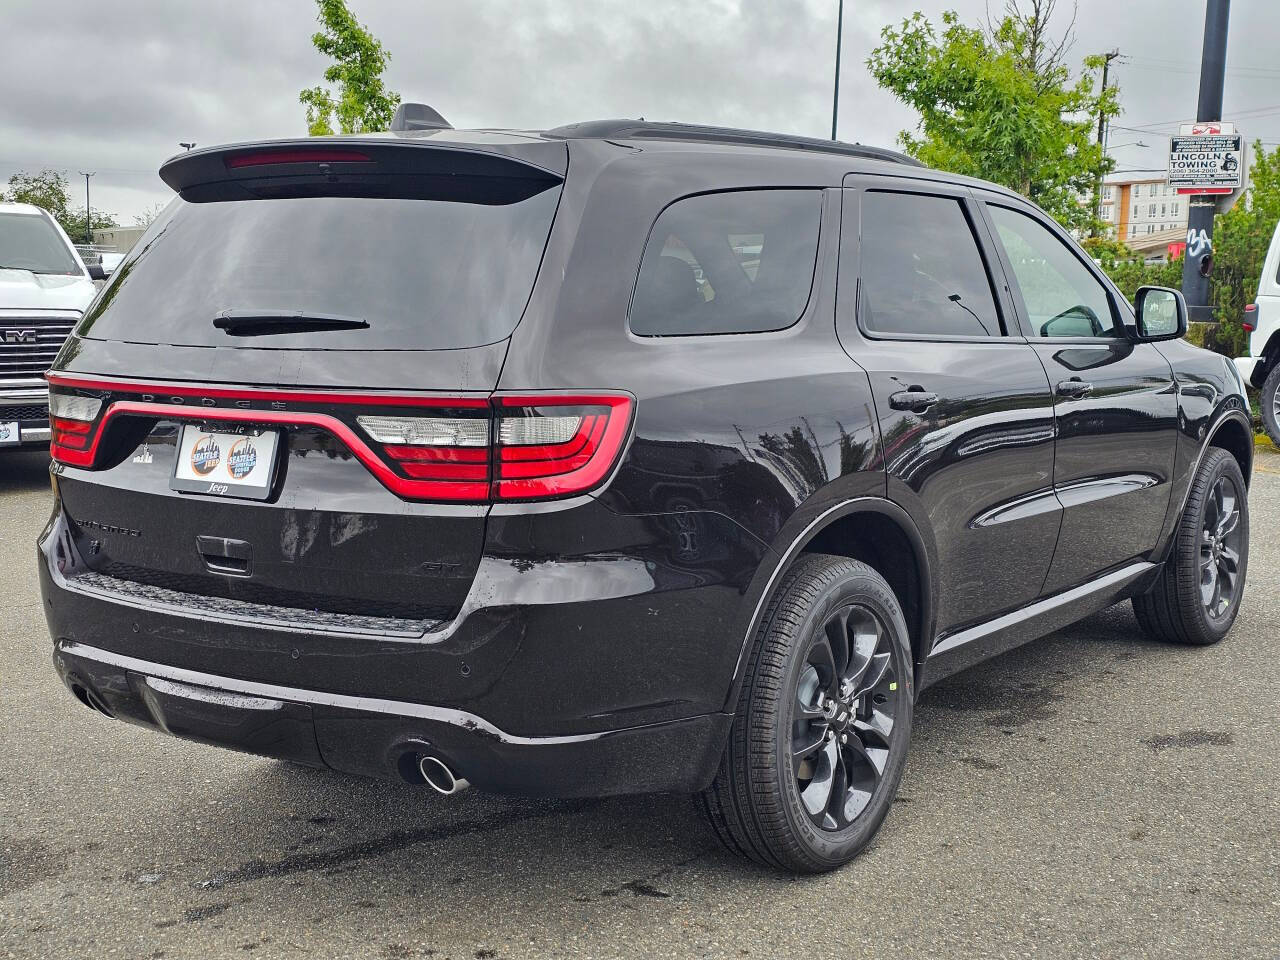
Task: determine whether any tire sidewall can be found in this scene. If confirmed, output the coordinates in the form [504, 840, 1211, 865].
[771, 566, 914, 867]
[1263, 365, 1280, 448]
[1182, 450, 1250, 641]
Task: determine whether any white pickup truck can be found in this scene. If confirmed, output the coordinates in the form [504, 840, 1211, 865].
[0, 202, 101, 450]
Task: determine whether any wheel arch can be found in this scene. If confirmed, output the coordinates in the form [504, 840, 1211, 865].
[725, 497, 937, 710]
[1206, 410, 1254, 488]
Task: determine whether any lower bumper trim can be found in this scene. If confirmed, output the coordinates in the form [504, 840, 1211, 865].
[52, 641, 731, 797]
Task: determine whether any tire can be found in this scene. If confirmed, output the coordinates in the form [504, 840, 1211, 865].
[1133, 448, 1249, 645]
[1261, 362, 1280, 449]
[699, 554, 914, 873]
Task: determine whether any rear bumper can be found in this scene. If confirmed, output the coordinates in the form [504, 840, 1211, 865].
[53, 639, 731, 796]
[0, 389, 50, 448]
[39, 490, 768, 795]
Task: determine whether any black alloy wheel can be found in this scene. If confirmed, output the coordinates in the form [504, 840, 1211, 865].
[1134, 447, 1249, 645]
[792, 603, 900, 831]
[701, 554, 913, 872]
[1199, 472, 1244, 620]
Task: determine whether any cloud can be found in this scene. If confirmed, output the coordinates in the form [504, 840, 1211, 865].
[2, 0, 1276, 223]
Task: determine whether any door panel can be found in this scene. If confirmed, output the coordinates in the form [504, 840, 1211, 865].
[838, 184, 1059, 637]
[868, 343, 1060, 632]
[980, 198, 1179, 591]
[1031, 341, 1177, 591]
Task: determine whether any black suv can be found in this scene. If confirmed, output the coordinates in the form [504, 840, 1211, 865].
[39, 114, 1253, 872]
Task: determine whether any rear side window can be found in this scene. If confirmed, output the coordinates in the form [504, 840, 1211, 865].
[629, 190, 822, 336]
[77, 184, 561, 350]
[858, 192, 1002, 338]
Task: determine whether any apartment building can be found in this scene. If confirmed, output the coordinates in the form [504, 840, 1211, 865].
[1100, 177, 1188, 241]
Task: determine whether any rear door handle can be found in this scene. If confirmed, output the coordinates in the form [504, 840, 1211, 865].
[889, 388, 939, 413]
[1056, 378, 1094, 398]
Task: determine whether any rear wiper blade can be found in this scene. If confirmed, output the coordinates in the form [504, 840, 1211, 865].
[212, 310, 369, 337]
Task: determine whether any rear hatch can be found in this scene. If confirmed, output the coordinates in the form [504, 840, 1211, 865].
[46, 136, 566, 627]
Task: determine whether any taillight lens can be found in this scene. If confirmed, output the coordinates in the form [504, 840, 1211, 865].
[49, 392, 103, 466]
[44, 376, 634, 503]
[494, 395, 633, 501]
[356, 413, 492, 499]
[1243, 303, 1257, 332]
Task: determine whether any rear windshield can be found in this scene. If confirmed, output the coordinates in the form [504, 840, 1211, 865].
[0, 211, 80, 275]
[78, 185, 561, 350]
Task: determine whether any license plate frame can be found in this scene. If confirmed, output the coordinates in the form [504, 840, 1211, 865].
[170, 423, 281, 501]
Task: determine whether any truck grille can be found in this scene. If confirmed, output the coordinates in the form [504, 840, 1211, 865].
[0, 403, 48, 423]
[0, 317, 76, 381]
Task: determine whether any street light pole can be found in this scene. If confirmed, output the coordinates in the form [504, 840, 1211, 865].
[1092, 49, 1121, 233]
[1181, 0, 1231, 322]
[79, 172, 95, 245]
[831, 0, 843, 141]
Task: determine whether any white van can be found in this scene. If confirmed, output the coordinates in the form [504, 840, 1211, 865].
[0, 202, 100, 449]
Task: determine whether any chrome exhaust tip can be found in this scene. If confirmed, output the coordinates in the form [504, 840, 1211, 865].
[418, 755, 469, 795]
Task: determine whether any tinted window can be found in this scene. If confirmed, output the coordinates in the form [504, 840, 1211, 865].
[78, 185, 561, 350]
[0, 212, 80, 275]
[629, 190, 821, 336]
[988, 205, 1119, 339]
[858, 192, 1002, 338]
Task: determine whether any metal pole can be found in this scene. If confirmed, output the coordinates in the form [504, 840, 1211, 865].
[1092, 50, 1119, 234]
[831, 0, 843, 141]
[79, 172, 95, 245]
[1181, 0, 1230, 322]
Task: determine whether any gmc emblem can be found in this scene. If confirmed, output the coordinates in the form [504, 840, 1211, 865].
[1, 329, 38, 344]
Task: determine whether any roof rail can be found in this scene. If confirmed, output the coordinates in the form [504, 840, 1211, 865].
[544, 119, 923, 167]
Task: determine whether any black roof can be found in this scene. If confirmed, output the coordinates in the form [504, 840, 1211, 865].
[544, 119, 923, 168]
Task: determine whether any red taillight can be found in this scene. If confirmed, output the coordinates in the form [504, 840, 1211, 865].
[494, 395, 633, 501]
[48, 392, 103, 467]
[44, 375, 634, 503]
[1243, 303, 1257, 332]
[225, 150, 372, 169]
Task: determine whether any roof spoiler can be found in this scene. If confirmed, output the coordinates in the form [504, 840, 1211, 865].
[158, 138, 565, 203]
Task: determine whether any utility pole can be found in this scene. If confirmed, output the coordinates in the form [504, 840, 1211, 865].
[79, 172, 95, 245]
[831, 0, 843, 141]
[1092, 50, 1121, 234]
[1181, 0, 1231, 322]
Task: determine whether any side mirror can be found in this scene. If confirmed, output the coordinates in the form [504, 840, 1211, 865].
[1133, 286, 1187, 342]
[87, 263, 106, 282]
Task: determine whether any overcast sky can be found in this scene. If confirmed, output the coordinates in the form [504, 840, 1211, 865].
[3, 0, 1279, 224]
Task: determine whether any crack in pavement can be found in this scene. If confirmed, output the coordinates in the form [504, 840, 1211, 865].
[197, 800, 599, 888]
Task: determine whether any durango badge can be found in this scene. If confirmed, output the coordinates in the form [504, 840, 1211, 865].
[226, 437, 258, 480]
[190, 435, 221, 476]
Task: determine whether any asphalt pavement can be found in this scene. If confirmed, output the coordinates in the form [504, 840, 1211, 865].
[2, 446, 1278, 960]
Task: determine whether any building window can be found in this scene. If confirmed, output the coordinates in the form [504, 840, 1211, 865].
[1102, 186, 1113, 200]
[1133, 205, 1139, 219]
[1172, 202, 1179, 216]
[1148, 203, 1156, 217]
[1161, 204, 1167, 216]
[1149, 184, 1158, 197]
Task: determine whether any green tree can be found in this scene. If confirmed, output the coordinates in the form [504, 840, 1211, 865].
[1210, 140, 1280, 355]
[61, 207, 119, 243]
[3, 169, 71, 224]
[298, 0, 399, 136]
[867, 1, 1118, 233]
[3, 169, 117, 241]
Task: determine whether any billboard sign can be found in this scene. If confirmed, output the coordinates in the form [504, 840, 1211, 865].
[1168, 122, 1243, 195]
